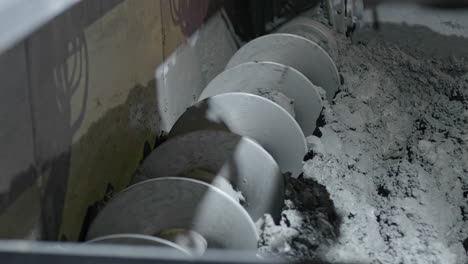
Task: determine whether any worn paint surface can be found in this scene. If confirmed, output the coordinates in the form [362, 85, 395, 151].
[0, 185, 41, 239]
[60, 82, 158, 241]
[0, 0, 222, 241]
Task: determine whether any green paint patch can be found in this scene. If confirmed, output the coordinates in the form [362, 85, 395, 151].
[0, 185, 41, 239]
[59, 81, 159, 241]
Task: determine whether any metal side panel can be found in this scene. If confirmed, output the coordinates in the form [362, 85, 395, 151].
[0, 43, 40, 239]
[0, 0, 81, 55]
[155, 11, 239, 133]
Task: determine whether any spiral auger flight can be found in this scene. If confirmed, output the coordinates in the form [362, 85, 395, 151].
[86, 17, 340, 257]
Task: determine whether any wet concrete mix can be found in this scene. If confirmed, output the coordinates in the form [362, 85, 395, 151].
[257, 23, 468, 264]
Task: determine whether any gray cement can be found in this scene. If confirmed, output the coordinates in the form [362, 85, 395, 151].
[255, 88, 296, 118]
[258, 23, 468, 264]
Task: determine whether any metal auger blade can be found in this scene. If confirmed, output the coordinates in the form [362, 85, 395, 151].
[134, 130, 284, 222]
[226, 33, 340, 102]
[86, 177, 258, 253]
[199, 61, 323, 136]
[276, 16, 339, 61]
[169, 93, 307, 178]
[86, 234, 192, 256]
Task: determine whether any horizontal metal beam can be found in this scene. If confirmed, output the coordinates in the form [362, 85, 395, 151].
[0, 240, 286, 264]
